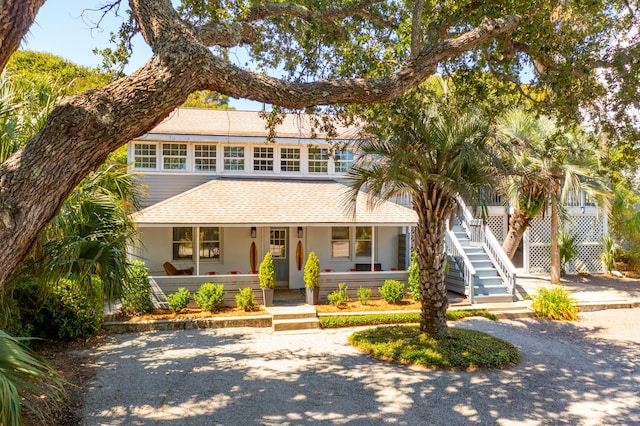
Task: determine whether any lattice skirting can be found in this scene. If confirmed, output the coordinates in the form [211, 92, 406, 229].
[528, 244, 603, 273]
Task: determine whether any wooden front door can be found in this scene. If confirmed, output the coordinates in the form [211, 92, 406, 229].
[270, 228, 289, 288]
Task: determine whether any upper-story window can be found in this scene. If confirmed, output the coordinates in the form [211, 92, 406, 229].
[309, 148, 329, 174]
[133, 143, 157, 169]
[195, 144, 217, 172]
[280, 147, 301, 172]
[224, 146, 244, 171]
[334, 149, 354, 173]
[253, 146, 274, 172]
[162, 143, 187, 170]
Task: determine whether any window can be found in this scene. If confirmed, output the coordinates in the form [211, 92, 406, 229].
[308, 148, 328, 173]
[331, 227, 350, 259]
[270, 229, 287, 258]
[334, 149, 354, 173]
[195, 144, 217, 172]
[253, 146, 274, 171]
[199, 227, 221, 260]
[173, 227, 193, 260]
[162, 143, 187, 170]
[224, 146, 245, 171]
[133, 143, 157, 169]
[280, 147, 301, 172]
[355, 226, 372, 257]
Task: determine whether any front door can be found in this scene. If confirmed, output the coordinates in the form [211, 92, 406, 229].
[270, 228, 289, 288]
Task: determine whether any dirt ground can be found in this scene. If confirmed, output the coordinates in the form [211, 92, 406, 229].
[28, 270, 639, 425]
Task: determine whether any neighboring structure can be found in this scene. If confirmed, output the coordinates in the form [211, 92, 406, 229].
[128, 108, 606, 305]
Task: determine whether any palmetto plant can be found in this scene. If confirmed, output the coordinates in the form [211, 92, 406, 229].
[348, 80, 502, 335]
[497, 109, 611, 283]
[0, 331, 66, 426]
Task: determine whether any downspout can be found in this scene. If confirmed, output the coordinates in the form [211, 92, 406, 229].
[371, 226, 375, 272]
[194, 226, 200, 275]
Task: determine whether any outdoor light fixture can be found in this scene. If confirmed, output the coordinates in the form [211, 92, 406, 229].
[251, 227, 257, 238]
[297, 227, 304, 238]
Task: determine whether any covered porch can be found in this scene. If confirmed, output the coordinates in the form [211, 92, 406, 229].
[132, 178, 417, 304]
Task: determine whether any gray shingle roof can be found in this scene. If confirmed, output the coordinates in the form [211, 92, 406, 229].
[132, 178, 417, 226]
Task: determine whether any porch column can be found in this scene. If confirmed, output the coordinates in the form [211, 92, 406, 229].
[371, 226, 375, 272]
[194, 226, 200, 275]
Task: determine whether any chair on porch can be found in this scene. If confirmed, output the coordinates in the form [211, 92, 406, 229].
[163, 262, 193, 276]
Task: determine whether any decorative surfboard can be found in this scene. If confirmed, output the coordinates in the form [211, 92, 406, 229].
[296, 241, 303, 271]
[250, 241, 257, 272]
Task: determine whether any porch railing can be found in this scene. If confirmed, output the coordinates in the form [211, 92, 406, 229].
[456, 196, 517, 299]
[445, 228, 476, 304]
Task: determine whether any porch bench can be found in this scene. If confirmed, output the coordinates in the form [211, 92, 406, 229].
[354, 263, 382, 271]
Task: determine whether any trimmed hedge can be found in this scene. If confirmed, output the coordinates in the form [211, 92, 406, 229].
[319, 309, 496, 328]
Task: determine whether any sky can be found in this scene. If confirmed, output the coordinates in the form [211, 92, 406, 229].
[25, 0, 263, 110]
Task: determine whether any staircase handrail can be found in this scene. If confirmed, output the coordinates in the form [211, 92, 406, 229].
[482, 226, 517, 297]
[455, 195, 517, 299]
[445, 227, 476, 304]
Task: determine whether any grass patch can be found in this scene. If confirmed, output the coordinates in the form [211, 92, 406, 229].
[530, 286, 579, 321]
[319, 309, 496, 329]
[349, 325, 520, 370]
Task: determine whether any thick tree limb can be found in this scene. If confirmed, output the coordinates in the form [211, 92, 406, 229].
[0, 0, 45, 71]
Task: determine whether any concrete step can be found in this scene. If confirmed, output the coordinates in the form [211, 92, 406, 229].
[265, 306, 316, 321]
[272, 317, 320, 332]
[473, 293, 514, 304]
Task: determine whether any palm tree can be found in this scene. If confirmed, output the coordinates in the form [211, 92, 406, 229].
[348, 84, 501, 335]
[497, 110, 610, 283]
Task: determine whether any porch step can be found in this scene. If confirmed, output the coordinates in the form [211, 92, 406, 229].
[266, 306, 319, 332]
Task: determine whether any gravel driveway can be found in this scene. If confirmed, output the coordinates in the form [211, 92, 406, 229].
[82, 308, 640, 425]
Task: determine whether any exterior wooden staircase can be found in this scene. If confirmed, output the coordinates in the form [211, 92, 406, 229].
[446, 224, 514, 304]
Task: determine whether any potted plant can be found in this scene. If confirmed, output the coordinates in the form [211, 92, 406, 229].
[259, 252, 276, 306]
[304, 251, 320, 305]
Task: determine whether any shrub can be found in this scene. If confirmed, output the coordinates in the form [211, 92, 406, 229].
[258, 252, 276, 289]
[304, 251, 320, 288]
[407, 251, 420, 301]
[46, 277, 103, 340]
[357, 286, 371, 306]
[165, 287, 191, 313]
[319, 309, 496, 329]
[558, 229, 578, 275]
[194, 283, 225, 312]
[530, 286, 579, 321]
[235, 287, 257, 311]
[601, 234, 618, 274]
[327, 283, 349, 307]
[379, 279, 405, 304]
[120, 260, 154, 315]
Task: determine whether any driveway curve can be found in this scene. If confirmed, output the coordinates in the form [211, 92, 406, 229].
[83, 308, 640, 425]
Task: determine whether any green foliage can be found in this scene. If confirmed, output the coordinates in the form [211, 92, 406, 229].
[303, 251, 320, 288]
[120, 261, 154, 315]
[349, 326, 520, 370]
[0, 330, 67, 426]
[558, 229, 578, 275]
[407, 251, 420, 301]
[182, 91, 231, 109]
[327, 283, 349, 307]
[258, 252, 276, 289]
[601, 234, 618, 274]
[193, 283, 225, 312]
[378, 280, 405, 304]
[319, 309, 496, 328]
[235, 287, 256, 312]
[530, 286, 579, 321]
[357, 286, 371, 306]
[165, 288, 191, 313]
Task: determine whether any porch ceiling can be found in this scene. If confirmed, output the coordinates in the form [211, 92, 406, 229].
[132, 178, 417, 226]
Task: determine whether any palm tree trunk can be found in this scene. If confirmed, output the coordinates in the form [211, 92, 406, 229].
[413, 195, 452, 336]
[502, 210, 533, 259]
[550, 196, 561, 284]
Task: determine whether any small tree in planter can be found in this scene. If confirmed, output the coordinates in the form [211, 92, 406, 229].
[259, 252, 276, 307]
[304, 251, 320, 305]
